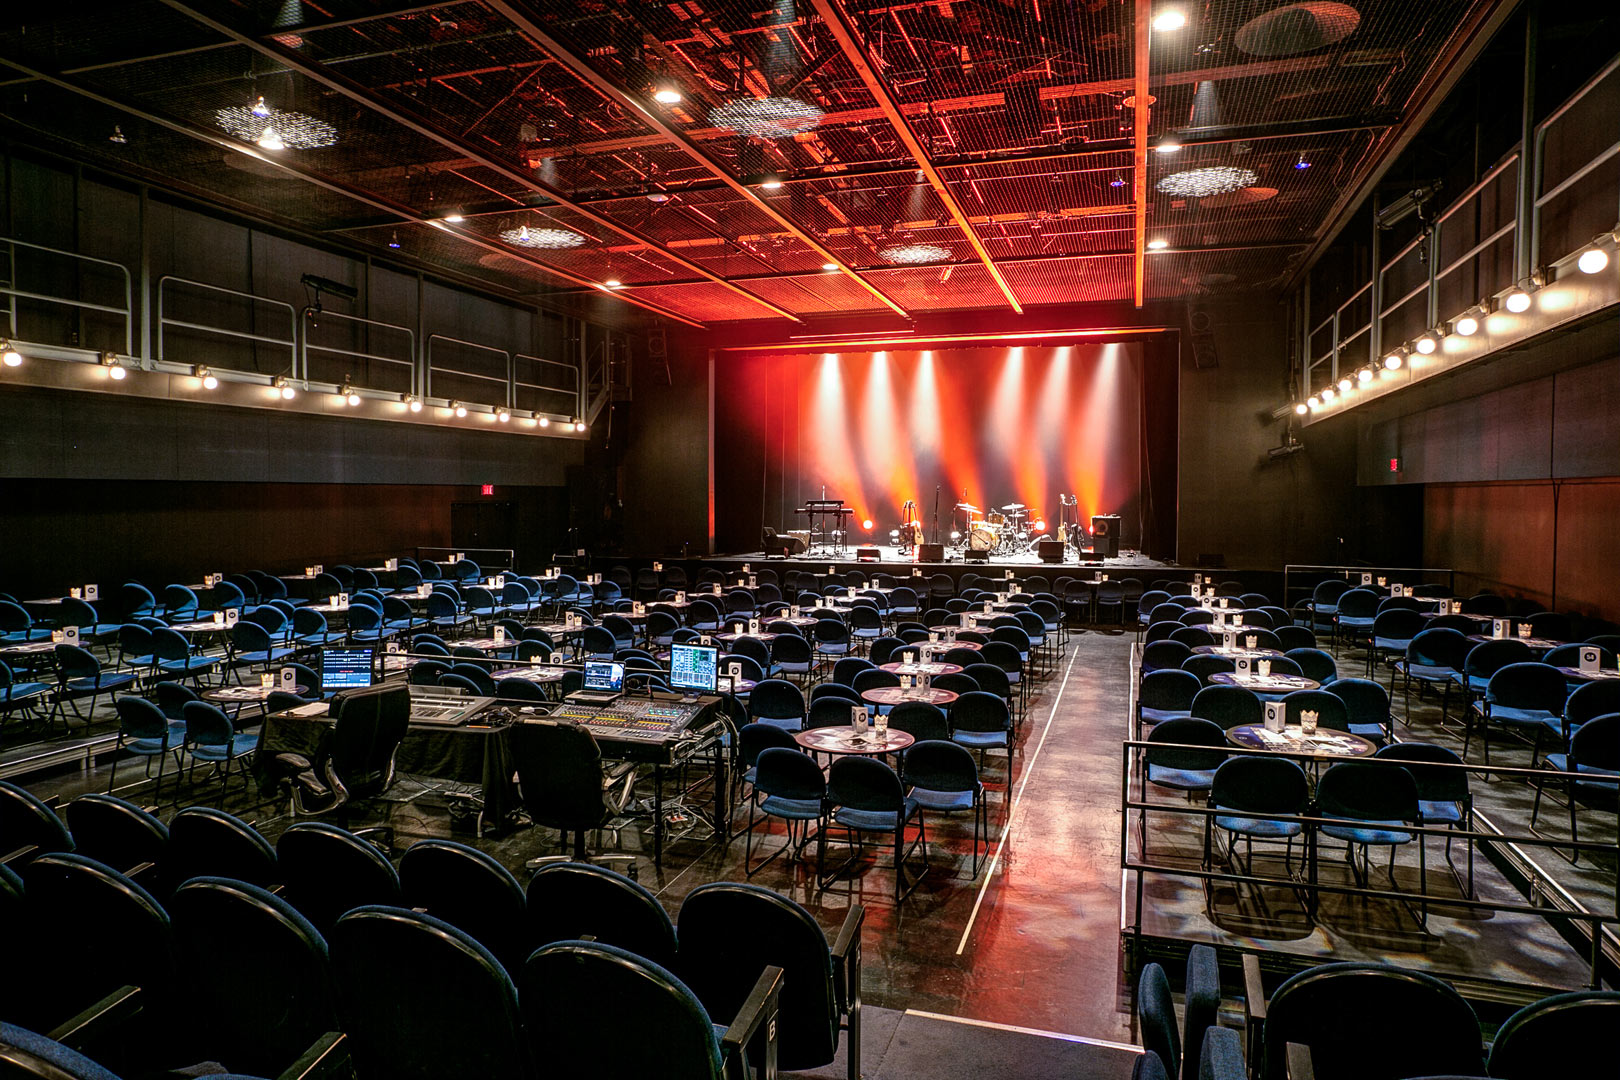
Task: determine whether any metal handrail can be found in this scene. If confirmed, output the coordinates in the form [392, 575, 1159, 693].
[299, 308, 416, 391]
[514, 351, 583, 417]
[0, 236, 133, 356]
[157, 276, 296, 370]
[1282, 563, 1457, 605]
[425, 333, 511, 405]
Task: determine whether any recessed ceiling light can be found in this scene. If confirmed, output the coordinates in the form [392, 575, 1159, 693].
[1152, 10, 1187, 32]
[652, 86, 683, 105]
[708, 96, 824, 139]
[821, 262, 839, 271]
[603, 278, 623, 289]
[880, 243, 951, 265]
[442, 211, 465, 223]
[1154, 137, 1181, 154]
[1156, 166, 1258, 198]
[500, 224, 586, 249]
[1147, 238, 1169, 250]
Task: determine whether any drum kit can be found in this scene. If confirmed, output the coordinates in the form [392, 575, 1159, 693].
[954, 501, 1043, 556]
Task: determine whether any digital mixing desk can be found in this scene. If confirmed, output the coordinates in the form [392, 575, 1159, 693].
[537, 693, 721, 764]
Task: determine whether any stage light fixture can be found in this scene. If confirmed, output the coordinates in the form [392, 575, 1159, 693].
[645, 192, 670, 203]
[102, 352, 126, 379]
[448, 400, 466, 418]
[1356, 366, 1374, 384]
[949, 530, 961, 541]
[1383, 351, 1403, 370]
[862, 519, 874, 531]
[539, 416, 550, 428]
[496, 407, 510, 423]
[1034, 519, 1046, 533]
[273, 375, 296, 399]
[1, 341, 21, 367]
[1505, 286, 1533, 312]
[1294, 402, 1309, 415]
[1146, 238, 1169, 250]
[1578, 246, 1610, 274]
[1154, 137, 1181, 154]
[1337, 376, 1352, 393]
[1414, 334, 1436, 355]
[575, 420, 587, 432]
[194, 365, 218, 389]
[603, 278, 624, 289]
[501, 224, 586, 249]
[1152, 9, 1187, 31]
[757, 174, 785, 191]
[442, 210, 465, 223]
[402, 393, 423, 413]
[1320, 387, 1335, 402]
[708, 96, 824, 139]
[1454, 313, 1478, 336]
[345, 385, 362, 406]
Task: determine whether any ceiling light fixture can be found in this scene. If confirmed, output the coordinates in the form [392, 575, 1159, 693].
[442, 210, 465, 224]
[539, 416, 550, 428]
[645, 192, 671, 203]
[1294, 402, 1308, 415]
[574, 420, 587, 432]
[273, 375, 296, 399]
[449, 400, 467, 418]
[708, 96, 824, 139]
[1110, 173, 1127, 188]
[1356, 366, 1374, 384]
[402, 393, 423, 413]
[1383, 351, 1403, 370]
[496, 407, 510, 423]
[820, 262, 839, 272]
[251, 95, 271, 118]
[1320, 387, 1335, 402]
[758, 174, 785, 191]
[652, 84, 683, 105]
[1505, 282, 1535, 312]
[1294, 153, 1311, 170]
[194, 365, 218, 389]
[1454, 313, 1479, 336]
[216, 104, 337, 150]
[880, 243, 952, 265]
[343, 384, 362, 406]
[1307, 397, 1321, 411]
[1154, 137, 1182, 154]
[1155, 166, 1258, 198]
[387, 231, 402, 249]
[1152, 10, 1187, 31]
[1, 341, 20, 367]
[1337, 376, 1352, 393]
[500, 224, 586, 249]
[109, 125, 128, 145]
[603, 278, 623, 289]
[1578, 245, 1610, 274]
[1146, 238, 1169, 250]
[1414, 334, 1437, 355]
[102, 352, 126, 380]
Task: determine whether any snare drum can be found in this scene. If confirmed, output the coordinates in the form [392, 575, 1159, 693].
[968, 523, 1000, 551]
[986, 510, 1006, 527]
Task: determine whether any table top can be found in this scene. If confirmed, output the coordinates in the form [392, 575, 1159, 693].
[205, 683, 309, 703]
[795, 726, 915, 756]
[304, 602, 353, 614]
[1191, 645, 1286, 660]
[716, 631, 777, 643]
[0, 640, 56, 656]
[922, 634, 983, 651]
[1209, 671, 1320, 693]
[859, 685, 960, 707]
[23, 597, 65, 606]
[279, 574, 318, 581]
[771, 616, 818, 626]
[531, 623, 583, 637]
[719, 677, 757, 695]
[169, 620, 231, 633]
[491, 666, 568, 684]
[1467, 634, 1562, 649]
[1225, 723, 1376, 758]
[457, 637, 518, 652]
[880, 661, 963, 677]
[1558, 666, 1620, 681]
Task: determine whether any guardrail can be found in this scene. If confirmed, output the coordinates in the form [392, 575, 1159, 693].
[157, 276, 297, 372]
[1282, 564, 1457, 609]
[1, 236, 134, 356]
[300, 308, 416, 393]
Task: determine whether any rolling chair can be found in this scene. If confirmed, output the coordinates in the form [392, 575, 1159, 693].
[507, 718, 637, 874]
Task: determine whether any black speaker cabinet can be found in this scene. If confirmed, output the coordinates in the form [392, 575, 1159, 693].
[855, 546, 881, 562]
[1037, 541, 1066, 564]
[964, 548, 990, 563]
[917, 543, 945, 563]
[1091, 515, 1121, 557]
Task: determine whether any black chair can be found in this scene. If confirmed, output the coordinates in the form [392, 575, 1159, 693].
[743, 747, 826, 877]
[525, 861, 677, 970]
[13, 853, 175, 1039]
[508, 718, 637, 872]
[168, 877, 344, 1079]
[399, 839, 528, 978]
[180, 702, 258, 805]
[888, 701, 949, 742]
[1484, 989, 1620, 1079]
[1531, 712, 1618, 863]
[0, 780, 75, 866]
[1206, 756, 1310, 880]
[522, 940, 778, 1080]
[677, 882, 863, 1080]
[747, 678, 807, 732]
[330, 905, 531, 1080]
[903, 740, 987, 872]
[160, 806, 278, 896]
[62, 795, 167, 875]
[1248, 959, 1482, 1080]
[1138, 670, 1200, 738]
[822, 756, 927, 901]
[275, 822, 402, 935]
[1375, 742, 1474, 897]
[269, 684, 410, 822]
[1136, 944, 1221, 1080]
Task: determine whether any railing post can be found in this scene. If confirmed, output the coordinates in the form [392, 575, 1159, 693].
[1369, 194, 1383, 361]
[1514, 1, 1540, 283]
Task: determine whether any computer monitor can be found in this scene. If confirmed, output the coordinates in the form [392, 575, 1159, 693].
[321, 647, 374, 692]
[668, 642, 718, 695]
[582, 660, 625, 693]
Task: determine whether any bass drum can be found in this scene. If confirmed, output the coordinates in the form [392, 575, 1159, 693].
[968, 523, 1000, 551]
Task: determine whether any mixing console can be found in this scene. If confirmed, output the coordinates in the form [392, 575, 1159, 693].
[550, 696, 711, 744]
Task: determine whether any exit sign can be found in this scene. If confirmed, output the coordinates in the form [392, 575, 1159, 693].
[481, 483, 494, 496]
[1388, 457, 1401, 473]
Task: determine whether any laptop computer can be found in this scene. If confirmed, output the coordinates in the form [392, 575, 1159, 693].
[567, 660, 626, 706]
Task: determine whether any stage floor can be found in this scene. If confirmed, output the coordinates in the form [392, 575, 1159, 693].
[713, 545, 1174, 572]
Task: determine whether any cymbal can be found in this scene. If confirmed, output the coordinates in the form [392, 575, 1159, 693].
[1001, 502, 1025, 511]
[954, 502, 979, 512]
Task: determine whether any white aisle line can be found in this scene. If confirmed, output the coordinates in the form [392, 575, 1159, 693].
[954, 648, 1079, 955]
[902, 1009, 1144, 1052]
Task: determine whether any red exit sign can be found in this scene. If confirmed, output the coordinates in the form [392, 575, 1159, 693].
[1388, 457, 1401, 473]
[481, 483, 494, 496]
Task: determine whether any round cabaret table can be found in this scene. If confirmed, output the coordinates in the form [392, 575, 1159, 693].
[1208, 671, 1320, 694]
[1224, 724, 1376, 759]
[879, 661, 964, 677]
[1191, 645, 1285, 660]
[203, 683, 309, 704]
[794, 726, 915, 757]
[859, 686, 960, 709]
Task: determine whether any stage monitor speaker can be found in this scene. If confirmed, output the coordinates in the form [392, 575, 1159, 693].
[964, 548, 990, 563]
[855, 546, 881, 562]
[1077, 550, 1103, 564]
[917, 543, 944, 563]
[1037, 541, 1065, 564]
[1091, 515, 1121, 557]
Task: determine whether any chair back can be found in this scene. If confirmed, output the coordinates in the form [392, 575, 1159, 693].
[1137, 962, 1181, 1080]
[1141, 669, 1201, 712]
[827, 756, 905, 815]
[1210, 756, 1309, 815]
[903, 739, 979, 795]
[324, 684, 412, 801]
[1142, 640, 1193, 674]
[1324, 678, 1391, 737]
[888, 701, 949, 741]
[63, 794, 168, 871]
[1190, 685, 1262, 728]
[1262, 962, 1482, 1080]
[332, 905, 530, 1080]
[1181, 654, 1235, 684]
[1282, 689, 1350, 732]
[1486, 662, 1570, 710]
[1284, 648, 1337, 684]
[1316, 762, 1419, 823]
[169, 877, 341, 1078]
[526, 862, 677, 969]
[399, 839, 527, 977]
[1570, 712, 1620, 771]
[1565, 679, 1620, 729]
[19, 853, 174, 1029]
[0, 779, 76, 861]
[508, 719, 613, 833]
[162, 807, 278, 894]
[1373, 742, 1470, 803]
[1170, 626, 1216, 649]
[677, 882, 840, 1071]
[1485, 989, 1620, 1080]
[806, 696, 854, 729]
[277, 822, 401, 933]
[949, 690, 1010, 735]
[747, 679, 806, 725]
[522, 941, 722, 1080]
[1144, 718, 1228, 773]
[1463, 638, 1534, 679]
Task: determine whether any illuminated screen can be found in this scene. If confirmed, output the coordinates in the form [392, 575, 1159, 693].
[724, 343, 1143, 544]
[669, 643, 719, 694]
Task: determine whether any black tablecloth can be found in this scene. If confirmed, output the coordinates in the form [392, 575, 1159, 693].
[255, 711, 521, 824]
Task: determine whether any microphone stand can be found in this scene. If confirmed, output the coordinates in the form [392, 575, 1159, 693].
[932, 485, 940, 546]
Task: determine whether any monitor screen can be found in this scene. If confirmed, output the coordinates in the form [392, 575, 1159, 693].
[668, 642, 718, 694]
[582, 660, 625, 693]
[322, 647, 374, 692]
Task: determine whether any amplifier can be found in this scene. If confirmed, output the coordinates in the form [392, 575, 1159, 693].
[916, 543, 944, 562]
[1091, 515, 1121, 557]
[964, 549, 990, 563]
[1036, 541, 1066, 564]
[855, 546, 881, 562]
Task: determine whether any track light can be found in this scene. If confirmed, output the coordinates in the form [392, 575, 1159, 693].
[1356, 367, 1374, 384]
[1383, 351, 1403, 370]
[1307, 396, 1321, 411]
[1505, 284, 1534, 313]
[2, 340, 23, 367]
[1293, 402, 1308, 415]
[402, 393, 422, 413]
[1320, 387, 1335, 402]
[346, 387, 362, 406]
[450, 401, 467, 418]
[194, 365, 218, 389]
[496, 407, 510, 423]
[539, 416, 550, 428]
[273, 375, 296, 399]
[102, 352, 126, 380]
[1414, 334, 1437, 355]
[574, 420, 587, 432]
[1454, 313, 1478, 336]
[1578, 246, 1610, 274]
[1337, 376, 1352, 393]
